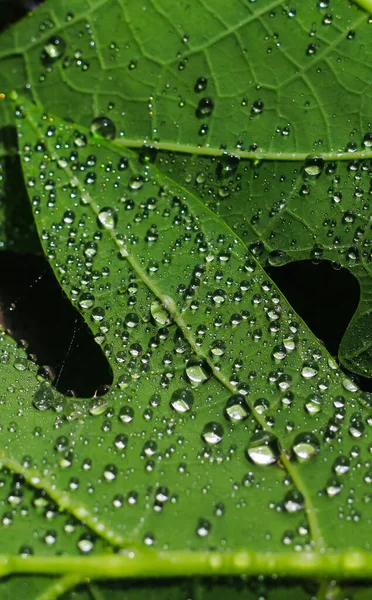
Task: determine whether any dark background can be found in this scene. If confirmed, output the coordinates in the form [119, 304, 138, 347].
[0, 0, 364, 396]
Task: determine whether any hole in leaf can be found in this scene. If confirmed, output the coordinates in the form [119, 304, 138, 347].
[266, 260, 358, 356]
[0, 251, 113, 397]
[266, 260, 372, 391]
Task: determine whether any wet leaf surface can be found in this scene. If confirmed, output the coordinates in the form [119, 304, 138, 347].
[0, 1, 371, 599]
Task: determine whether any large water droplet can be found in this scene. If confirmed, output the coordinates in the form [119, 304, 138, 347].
[97, 207, 118, 230]
[292, 432, 320, 460]
[283, 490, 304, 513]
[170, 388, 194, 413]
[91, 117, 116, 140]
[246, 432, 280, 465]
[43, 36, 66, 60]
[303, 155, 324, 179]
[33, 384, 55, 411]
[201, 422, 224, 444]
[185, 358, 212, 384]
[225, 394, 250, 422]
[196, 97, 214, 118]
[150, 301, 172, 326]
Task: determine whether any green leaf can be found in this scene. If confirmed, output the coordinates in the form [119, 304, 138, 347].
[1, 0, 372, 370]
[0, 93, 369, 598]
[0, 0, 372, 598]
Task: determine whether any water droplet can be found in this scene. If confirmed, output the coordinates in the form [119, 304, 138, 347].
[170, 389, 194, 413]
[33, 384, 55, 411]
[103, 464, 117, 481]
[118, 406, 134, 423]
[283, 490, 304, 513]
[210, 340, 226, 357]
[303, 155, 324, 179]
[333, 456, 350, 475]
[77, 536, 94, 553]
[304, 394, 322, 415]
[43, 36, 66, 60]
[246, 432, 280, 465]
[292, 432, 320, 460]
[91, 117, 116, 140]
[97, 207, 118, 230]
[201, 422, 224, 444]
[185, 358, 212, 384]
[362, 132, 372, 148]
[150, 301, 172, 326]
[300, 362, 319, 379]
[78, 293, 95, 309]
[194, 77, 208, 93]
[217, 153, 240, 178]
[225, 394, 250, 422]
[196, 98, 214, 118]
[325, 477, 342, 497]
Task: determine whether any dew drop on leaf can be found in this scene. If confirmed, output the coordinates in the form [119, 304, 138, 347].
[194, 76, 208, 93]
[225, 394, 250, 422]
[201, 422, 224, 444]
[303, 155, 324, 179]
[90, 116, 116, 140]
[283, 490, 305, 513]
[33, 383, 55, 411]
[43, 36, 66, 60]
[185, 358, 212, 384]
[150, 301, 172, 326]
[246, 432, 280, 465]
[196, 97, 214, 118]
[97, 207, 118, 230]
[292, 432, 320, 460]
[170, 389, 194, 413]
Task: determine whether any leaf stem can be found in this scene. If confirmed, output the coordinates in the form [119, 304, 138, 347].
[1, 550, 372, 580]
[112, 138, 372, 162]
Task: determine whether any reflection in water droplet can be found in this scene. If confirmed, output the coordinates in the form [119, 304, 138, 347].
[196, 97, 214, 118]
[150, 301, 172, 326]
[91, 117, 116, 140]
[300, 362, 319, 379]
[170, 388, 194, 413]
[325, 477, 342, 497]
[217, 153, 240, 179]
[33, 384, 55, 411]
[119, 406, 134, 423]
[185, 358, 212, 384]
[292, 432, 320, 460]
[43, 36, 66, 60]
[201, 422, 224, 444]
[304, 394, 322, 415]
[78, 293, 95, 309]
[97, 207, 118, 230]
[225, 394, 250, 422]
[303, 155, 324, 179]
[246, 432, 280, 465]
[283, 490, 304, 513]
[362, 132, 372, 148]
